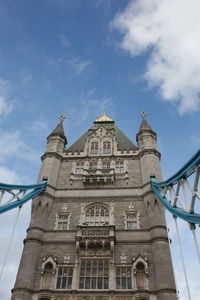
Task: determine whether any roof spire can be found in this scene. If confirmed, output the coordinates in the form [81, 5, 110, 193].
[138, 109, 153, 132]
[47, 114, 67, 145]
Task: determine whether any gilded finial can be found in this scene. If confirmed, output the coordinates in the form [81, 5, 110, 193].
[140, 110, 147, 120]
[59, 113, 66, 123]
[96, 110, 113, 122]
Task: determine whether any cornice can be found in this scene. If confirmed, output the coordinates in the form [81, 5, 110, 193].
[41, 152, 64, 161]
[40, 148, 160, 162]
[29, 288, 177, 295]
[27, 227, 45, 233]
[138, 148, 161, 159]
[23, 237, 43, 245]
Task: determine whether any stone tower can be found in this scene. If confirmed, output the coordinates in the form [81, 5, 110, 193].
[11, 111, 177, 300]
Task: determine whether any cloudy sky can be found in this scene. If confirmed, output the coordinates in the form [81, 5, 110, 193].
[0, 0, 200, 299]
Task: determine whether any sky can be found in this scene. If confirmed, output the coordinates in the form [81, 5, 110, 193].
[0, 0, 200, 299]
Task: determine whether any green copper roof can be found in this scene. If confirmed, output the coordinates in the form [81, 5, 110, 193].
[66, 124, 137, 153]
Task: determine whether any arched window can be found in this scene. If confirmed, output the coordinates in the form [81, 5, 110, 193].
[85, 205, 109, 226]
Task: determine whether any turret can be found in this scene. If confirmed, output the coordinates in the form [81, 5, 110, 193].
[137, 111, 161, 184]
[12, 117, 67, 300]
[136, 110, 157, 150]
[38, 114, 67, 186]
[45, 113, 67, 153]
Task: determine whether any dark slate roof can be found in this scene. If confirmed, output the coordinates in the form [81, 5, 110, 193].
[114, 125, 137, 151]
[66, 124, 137, 153]
[47, 122, 67, 144]
[67, 131, 88, 153]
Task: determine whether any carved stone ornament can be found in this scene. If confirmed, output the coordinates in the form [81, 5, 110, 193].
[132, 255, 148, 275]
[120, 251, 127, 264]
[64, 255, 70, 264]
[41, 256, 57, 275]
[62, 203, 68, 212]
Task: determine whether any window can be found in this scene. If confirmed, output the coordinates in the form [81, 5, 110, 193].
[103, 142, 111, 154]
[126, 213, 138, 229]
[57, 214, 69, 230]
[89, 162, 97, 170]
[90, 142, 98, 154]
[76, 163, 83, 174]
[116, 267, 132, 289]
[85, 205, 109, 226]
[102, 162, 110, 169]
[79, 260, 109, 289]
[115, 162, 124, 173]
[56, 267, 73, 289]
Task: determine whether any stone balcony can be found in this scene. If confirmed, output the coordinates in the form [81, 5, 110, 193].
[75, 226, 115, 258]
[82, 169, 115, 185]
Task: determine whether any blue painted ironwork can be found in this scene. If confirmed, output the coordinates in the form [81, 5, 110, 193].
[0, 180, 47, 214]
[151, 149, 200, 224]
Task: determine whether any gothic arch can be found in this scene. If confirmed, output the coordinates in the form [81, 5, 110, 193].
[41, 256, 57, 289]
[84, 203, 110, 226]
[133, 256, 149, 290]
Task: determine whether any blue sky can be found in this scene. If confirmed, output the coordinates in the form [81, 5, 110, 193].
[0, 0, 200, 299]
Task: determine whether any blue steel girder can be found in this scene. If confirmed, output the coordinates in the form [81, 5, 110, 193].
[151, 149, 200, 224]
[0, 181, 47, 214]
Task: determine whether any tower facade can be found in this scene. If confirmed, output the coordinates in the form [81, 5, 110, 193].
[12, 112, 177, 300]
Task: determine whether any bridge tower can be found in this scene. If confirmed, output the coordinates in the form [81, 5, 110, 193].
[11, 112, 177, 300]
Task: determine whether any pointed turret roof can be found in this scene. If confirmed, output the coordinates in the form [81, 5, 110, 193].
[47, 114, 67, 144]
[137, 110, 156, 135]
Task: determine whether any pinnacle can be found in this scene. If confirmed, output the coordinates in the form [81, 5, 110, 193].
[138, 110, 153, 132]
[47, 114, 67, 144]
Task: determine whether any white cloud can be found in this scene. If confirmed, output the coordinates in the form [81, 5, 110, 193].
[0, 130, 40, 164]
[166, 213, 200, 299]
[0, 78, 13, 115]
[47, 53, 92, 76]
[111, 0, 200, 114]
[19, 70, 32, 84]
[29, 119, 49, 134]
[66, 96, 114, 128]
[65, 56, 91, 75]
[0, 202, 31, 300]
[58, 32, 71, 48]
[0, 166, 19, 184]
[190, 133, 200, 147]
[0, 96, 10, 115]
